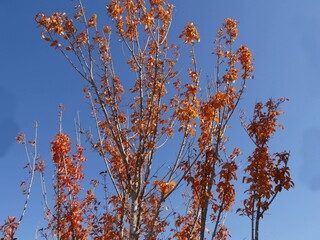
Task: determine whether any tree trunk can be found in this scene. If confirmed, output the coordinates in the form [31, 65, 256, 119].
[129, 191, 139, 240]
[255, 214, 260, 240]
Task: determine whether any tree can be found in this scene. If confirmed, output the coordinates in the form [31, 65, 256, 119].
[0, 0, 293, 239]
[238, 99, 294, 240]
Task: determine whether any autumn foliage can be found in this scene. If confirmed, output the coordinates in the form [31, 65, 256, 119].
[1, 0, 293, 240]
[238, 99, 294, 240]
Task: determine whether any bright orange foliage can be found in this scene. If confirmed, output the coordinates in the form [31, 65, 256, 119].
[238, 98, 294, 240]
[1, 1, 292, 240]
[40, 133, 90, 239]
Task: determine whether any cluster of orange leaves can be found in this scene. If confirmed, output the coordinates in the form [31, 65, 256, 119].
[154, 180, 176, 196]
[174, 18, 254, 240]
[42, 132, 127, 239]
[0, 216, 18, 240]
[44, 133, 90, 239]
[179, 22, 200, 45]
[107, 0, 173, 41]
[239, 98, 294, 218]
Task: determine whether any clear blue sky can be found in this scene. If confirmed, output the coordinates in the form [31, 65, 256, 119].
[1, 0, 320, 239]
